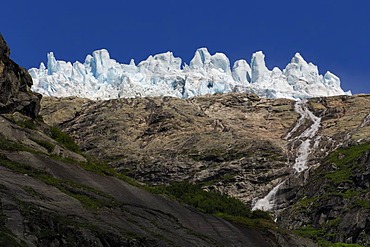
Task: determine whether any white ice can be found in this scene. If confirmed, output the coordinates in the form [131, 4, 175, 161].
[29, 48, 351, 100]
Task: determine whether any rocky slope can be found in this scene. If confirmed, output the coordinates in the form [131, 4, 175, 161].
[279, 143, 370, 246]
[2, 113, 317, 246]
[41, 94, 297, 204]
[41, 94, 370, 202]
[40, 93, 370, 246]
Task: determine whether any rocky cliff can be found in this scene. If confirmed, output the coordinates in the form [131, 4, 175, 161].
[41, 93, 370, 246]
[41, 94, 297, 205]
[0, 34, 41, 118]
[279, 143, 370, 246]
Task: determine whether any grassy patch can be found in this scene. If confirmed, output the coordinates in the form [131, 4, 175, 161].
[215, 213, 277, 230]
[328, 143, 370, 166]
[78, 158, 142, 188]
[292, 225, 364, 247]
[49, 126, 80, 153]
[342, 189, 361, 199]
[325, 169, 352, 183]
[320, 243, 364, 247]
[352, 199, 369, 209]
[293, 225, 325, 240]
[298, 197, 317, 208]
[330, 244, 363, 247]
[30, 138, 55, 153]
[325, 143, 370, 184]
[150, 182, 250, 217]
[17, 119, 37, 129]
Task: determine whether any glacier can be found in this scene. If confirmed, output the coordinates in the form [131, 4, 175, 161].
[29, 48, 351, 100]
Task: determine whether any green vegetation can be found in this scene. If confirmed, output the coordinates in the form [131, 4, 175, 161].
[320, 242, 364, 247]
[35, 115, 44, 123]
[150, 182, 272, 228]
[78, 158, 142, 187]
[30, 138, 55, 153]
[292, 142, 370, 247]
[17, 119, 37, 129]
[298, 197, 318, 208]
[293, 225, 325, 240]
[328, 244, 363, 247]
[353, 199, 370, 209]
[293, 226, 365, 247]
[49, 126, 80, 153]
[326, 143, 370, 183]
[328, 143, 370, 166]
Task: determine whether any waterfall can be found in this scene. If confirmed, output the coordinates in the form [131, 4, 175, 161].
[252, 100, 321, 211]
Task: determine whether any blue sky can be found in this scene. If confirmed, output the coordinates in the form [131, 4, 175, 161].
[2, 0, 370, 94]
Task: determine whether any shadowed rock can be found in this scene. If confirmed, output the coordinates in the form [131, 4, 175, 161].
[0, 34, 41, 118]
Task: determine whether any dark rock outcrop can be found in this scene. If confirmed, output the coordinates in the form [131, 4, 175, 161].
[279, 145, 370, 246]
[0, 34, 41, 118]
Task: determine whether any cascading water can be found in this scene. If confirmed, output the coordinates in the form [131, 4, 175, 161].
[290, 100, 321, 172]
[252, 181, 285, 211]
[252, 100, 321, 211]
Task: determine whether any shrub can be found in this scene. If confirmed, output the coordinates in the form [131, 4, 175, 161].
[154, 182, 272, 220]
[30, 138, 55, 153]
[49, 126, 80, 153]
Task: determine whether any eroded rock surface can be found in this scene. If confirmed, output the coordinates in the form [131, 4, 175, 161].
[41, 94, 298, 204]
[41, 94, 370, 209]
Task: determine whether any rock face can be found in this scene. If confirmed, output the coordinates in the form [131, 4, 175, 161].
[0, 113, 318, 246]
[41, 93, 370, 246]
[40, 94, 370, 204]
[278, 146, 370, 246]
[41, 94, 298, 204]
[0, 34, 41, 118]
